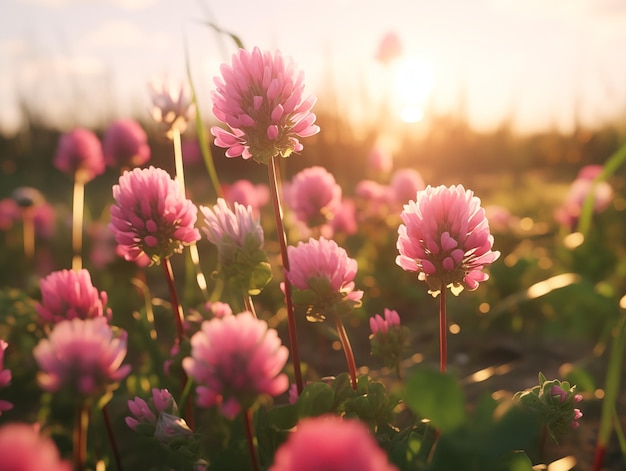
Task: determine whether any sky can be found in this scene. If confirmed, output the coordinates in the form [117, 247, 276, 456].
[1, 0, 626, 136]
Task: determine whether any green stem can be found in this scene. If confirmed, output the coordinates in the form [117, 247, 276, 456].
[334, 315, 357, 390]
[267, 156, 304, 394]
[593, 311, 626, 471]
[74, 401, 89, 471]
[439, 285, 447, 373]
[243, 409, 260, 471]
[243, 294, 257, 318]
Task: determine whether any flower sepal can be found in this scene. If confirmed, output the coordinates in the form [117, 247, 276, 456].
[291, 276, 362, 323]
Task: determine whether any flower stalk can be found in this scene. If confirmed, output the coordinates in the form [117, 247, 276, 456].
[74, 400, 90, 471]
[102, 404, 123, 471]
[244, 409, 260, 471]
[268, 156, 303, 394]
[334, 315, 357, 390]
[71, 177, 85, 271]
[439, 284, 447, 373]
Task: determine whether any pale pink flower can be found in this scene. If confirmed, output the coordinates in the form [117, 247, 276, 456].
[210, 47, 320, 164]
[375, 32, 403, 64]
[331, 198, 358, 236]
[32, 202, 56, 240]
[110, 166, 200, 264]
[33, 317, 131, 396]
[0, 423, 71, 471]
[54, 128, 105, 183]
[182, 312, 289, 419]
[577, 164, 603, 181]
[205, 301, 233, 318]
[355, 180, 391, 221]
[288, 166, 342, 230]
[148, 76, 196, 137]
[87, 221, 118, 269]
[0, 340, 12, 415]
[287, 237, 363, 321]
[103, 119, 151, 168]
[555, 174, 613, 232]
[223, 179, 270, 217]
[369, 308, 401, 335]
[368, 146, 393, 174]
[36, 268, 111, 324]
[181, 138, 203, 165]
[270, 415, 398, 471]
[396, 185, 500, 296]
[389, 168, 425, 207]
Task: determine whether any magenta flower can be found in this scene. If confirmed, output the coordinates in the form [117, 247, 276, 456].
[148, 76, 196, 137]
[182, 312, 289, 419]
[125, 388, 178, 432]
[396, 185, 500, 296]
[210, 47, 320, 164]
[0, 340, 12, 415]
[0, 423, 71, 471]
[36, 268, 111, 324]
[288, 166, 342, 229]
[270, 415, 398, 471]
[53, 128, 105, 183]
[201, 198, 271, 294]
[287, 237, 363, 321]
[32, 201, 56, 240]
[0, 198, 19, 231]
[103, 119, 151, 168]
[33, 317, 131, 397]
[369, 308, 401, 335]
[110, 166, 201, 264]
[223, 179, 270, 217]
[389, 168, 425, 207]
[554, 171, 613, 232]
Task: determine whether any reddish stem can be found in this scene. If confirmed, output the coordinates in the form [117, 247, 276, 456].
[592, 444, 606, 471]
[267, 157, 304, 394]
[335, 315, 358, 390]
[74, 401, 89, 471]
[243, 409, 260, 471]
[102, 405, 123, 471]
[439, 285, 447, 373]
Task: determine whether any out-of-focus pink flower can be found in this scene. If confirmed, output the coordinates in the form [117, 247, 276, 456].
[0, 423, 71, 471]
[103, 119, 151, 168]
[0, 340, 12, 415]
[148, 76, 195, 137]
[288, 166, 342, 230]
[110, 166, 200, 264]
[369, 308, 401, 335]
[210, 47, 320, 164]
[181, 139, 203, 165]
[0, 198, 19, 231]
[126, 388, 178, 431]
[572, 408, 583, 429]
[87, 221, 118, 269]
[368, 146, 393, 174]
[396, 185, 500, 296]
[182, 312, 289, 419]
[287, 237, 363, 321]
[355, 180, 391, 221]
[331, 198, 358, 236]
[375, 32, 402, 64]
[33, 317, 131, 396]
[270, 415, 398, 471]
[32, 202, 56, 240]
[389, 168, 425, 207]
[577, 164, 603, 181]
[223, 180, 270, 217]
[36, 268, 111, 324]
[555, 174, 613, 232]
[205, 301, 233, 318]
[484, 205, 518, 233]
[54, 128, 105, 183]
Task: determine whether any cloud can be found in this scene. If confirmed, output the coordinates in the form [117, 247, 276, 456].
[81, 19, 172, 50]
[17, 0, 157, 10]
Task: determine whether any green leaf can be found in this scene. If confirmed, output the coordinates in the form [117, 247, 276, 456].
[403, 367, 466, 432]
[297, 381, 335, 418]
[203, 22, 245, 50]
[267, 403, 299, 431]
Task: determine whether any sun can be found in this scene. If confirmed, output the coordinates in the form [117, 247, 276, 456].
[392, 58, 434, 123]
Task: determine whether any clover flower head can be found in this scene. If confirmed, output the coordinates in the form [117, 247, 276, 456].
[270, 415, 399, 471]
[125, 388, 179, 433]
[148, 76, 196, 137]
[103, 119, 151, 168]
[182, 312, 289, 419]
[54, 128, 105, 183]
[369, 308, 401, 335]
[0, 198, 19, 231]
[201, 198, 270, 294]
[36, 268, 111, 324]
[389, 168, 425, 207]
[223, 179, 270, 217]
[331, 198, 358, 236]
[110, 166, 201, 264]
[210, 47, 320, 164]
[368, 146, 393, 174]
[355, 180, 391, 221]
[396, 184, 500, 296]
[375, 31, 403, 64]
[288, 166, 342, 229]
[555, 171, 613, 232]
[0, 340, 12, 415]
[369, 309, 409, 369]
[0, 423, 71, 471]
[33, 317, 131, 397]
[287, 237, 363, 321]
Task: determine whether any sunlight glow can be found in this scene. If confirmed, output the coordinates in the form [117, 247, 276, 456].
[393, 58, 434, 123]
